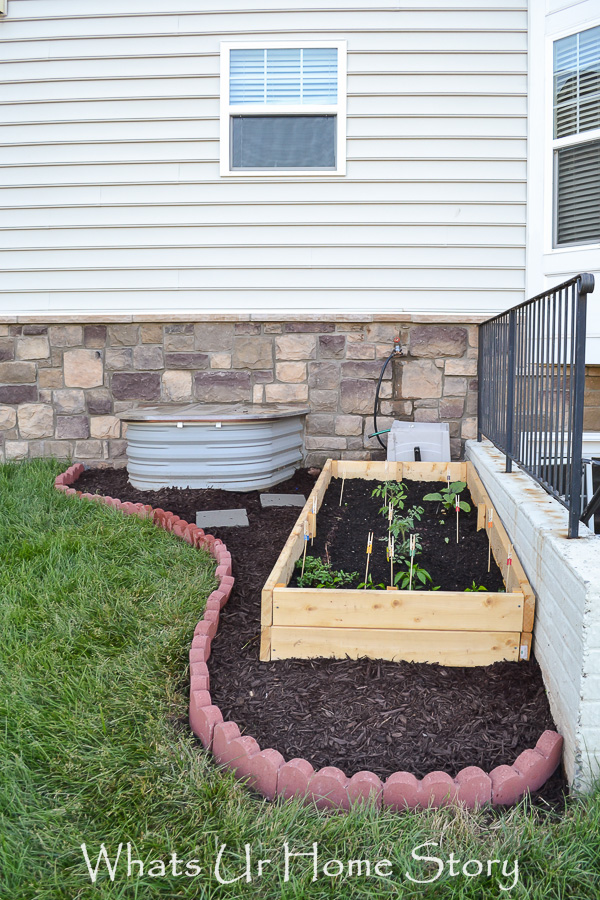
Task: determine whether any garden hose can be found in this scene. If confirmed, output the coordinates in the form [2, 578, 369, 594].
[373, 338, 403, 449]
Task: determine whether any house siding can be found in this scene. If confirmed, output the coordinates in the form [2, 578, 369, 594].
[527, 0, 600, 364]
[0, 0, 527, 318]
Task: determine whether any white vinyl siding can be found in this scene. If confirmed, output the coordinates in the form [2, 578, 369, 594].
[0, 0, 527, 317]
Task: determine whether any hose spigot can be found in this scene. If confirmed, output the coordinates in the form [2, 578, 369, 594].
[393, 336, 403, 356]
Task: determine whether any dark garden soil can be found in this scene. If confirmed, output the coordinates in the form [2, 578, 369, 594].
[76, 465, 567, 807]
[290, 477, 505, 591]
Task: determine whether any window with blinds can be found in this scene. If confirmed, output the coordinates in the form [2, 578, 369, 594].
[229, 48, 338, 106]
[553, 25, 600, 246]
[220, 42, 346, 175]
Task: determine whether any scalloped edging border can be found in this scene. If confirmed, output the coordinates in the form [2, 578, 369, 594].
[54, 463, 563, 810]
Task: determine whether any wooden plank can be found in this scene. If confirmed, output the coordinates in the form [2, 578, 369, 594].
[519, 631, 532, 661]
[263, 459, 332, 593]
[466, 461, 489, 508]
[477, 502, 486, 531]
[259, 458, 333, 660]
[330, 459, 402, 481]
[516, 570, 536, 633]
[270, 626, 520, 666]
[466, 461, 535, 630]
[312, 457, 334, 509]
[272, 587, 525, 632]
[401, 461, 466, 482]
[259, 626, 271, 662]
[489, 518, 522, 595]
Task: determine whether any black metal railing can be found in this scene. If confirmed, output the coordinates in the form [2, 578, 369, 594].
[477, 273, 595, 538]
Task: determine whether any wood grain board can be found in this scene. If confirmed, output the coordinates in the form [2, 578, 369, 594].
[272, 587, 525, 631]
[270, 626, 521, 666]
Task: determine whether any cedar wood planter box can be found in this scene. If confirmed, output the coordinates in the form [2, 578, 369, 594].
[260, 460, 535, 667]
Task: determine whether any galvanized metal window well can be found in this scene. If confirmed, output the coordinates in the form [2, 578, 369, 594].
[477, 273, 595, 538]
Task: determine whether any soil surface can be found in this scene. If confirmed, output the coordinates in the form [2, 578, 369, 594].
[77, 466, 566, 807]
[290, 477, 504, 591]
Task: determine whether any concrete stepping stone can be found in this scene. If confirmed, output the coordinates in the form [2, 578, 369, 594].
[196, 509, 249, 528]
[260, 493, 306, 508]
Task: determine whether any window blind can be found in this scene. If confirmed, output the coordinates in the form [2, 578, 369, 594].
[230, 48, 337, 105]
[556, 139, 600, 245]
[554, 25, 600, 139]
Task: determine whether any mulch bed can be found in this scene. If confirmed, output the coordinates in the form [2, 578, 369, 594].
[290, 477, 504, 591]
[76, 465, 567, 808]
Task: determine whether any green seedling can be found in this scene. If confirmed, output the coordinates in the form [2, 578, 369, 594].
[295, 555, 358, 589]
[465, 581, 488, 592]
[394, 565, 439, 590]
[423, 481, 471, 513]
[371, 480, 407, 515]
[356, 574, 387, 590]
[381, 506, 424, 566]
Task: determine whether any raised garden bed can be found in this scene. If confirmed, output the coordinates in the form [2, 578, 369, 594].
[262, 460, 535, 667]
[72, 464, 563, 807]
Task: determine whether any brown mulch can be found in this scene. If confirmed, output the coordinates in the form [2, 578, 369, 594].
[76, 465, 567, 808]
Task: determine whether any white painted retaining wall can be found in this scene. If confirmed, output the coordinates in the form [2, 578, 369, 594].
[467, 438, 600, 791]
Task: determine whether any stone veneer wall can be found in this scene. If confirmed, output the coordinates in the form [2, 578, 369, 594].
[584, 365, 600, 432]
[0, 319, 479, 467]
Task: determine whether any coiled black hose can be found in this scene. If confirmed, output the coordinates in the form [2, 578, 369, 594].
[373, 350, 397, 450]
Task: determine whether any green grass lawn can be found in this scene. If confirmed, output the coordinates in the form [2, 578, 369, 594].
[1, 458, 599, 899]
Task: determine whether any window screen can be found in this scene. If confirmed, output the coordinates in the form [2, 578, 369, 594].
[556, 139, 600, 245]
[231, 115, 336, 169]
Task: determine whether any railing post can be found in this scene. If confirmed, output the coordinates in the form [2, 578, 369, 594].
[567, 274, 593, 537]
[477, 324, 482, 441]
[505, 309, 517, 473]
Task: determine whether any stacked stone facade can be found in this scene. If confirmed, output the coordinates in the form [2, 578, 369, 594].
[0, 319, 479, 466]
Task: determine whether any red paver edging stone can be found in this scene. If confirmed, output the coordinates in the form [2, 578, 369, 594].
[54, 464, 564, 810]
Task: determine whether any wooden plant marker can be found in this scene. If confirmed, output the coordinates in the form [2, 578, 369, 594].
[363, 531, 374, 589]
[455, 493, 461, 544]
[308, 496, 317, 546]
[300, 519, 310, 578]
[487, 508, 493, 572]
[409, 534, 416, 590]
[339, 468, 346, 506]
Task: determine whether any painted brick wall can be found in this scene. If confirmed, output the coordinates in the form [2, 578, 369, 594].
[0, 317, 479, 465]
[466, 439, 600, 791]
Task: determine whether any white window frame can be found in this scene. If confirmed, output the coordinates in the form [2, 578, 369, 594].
[220, 40, 347, 177]
[545, 20, 600, 252]
[0, 1, 6, 17]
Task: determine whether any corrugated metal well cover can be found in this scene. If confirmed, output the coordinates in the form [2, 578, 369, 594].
[117, 403, 310, 492]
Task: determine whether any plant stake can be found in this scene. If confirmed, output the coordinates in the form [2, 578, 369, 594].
[363, 531, 374, 589]
[301, 519, 310, 578]
[487, 508, 493, 572]
[409, 534, 416, 590]
[339, 468, 346, 506]
[389, 534, 394, 587]
[455, 493, 461, 544]
[311, 496, 317, 546]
